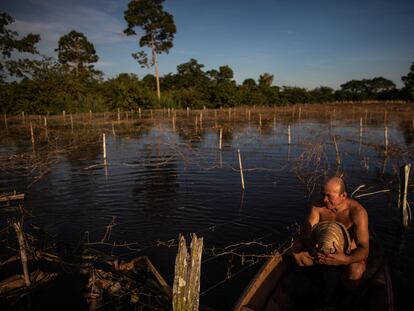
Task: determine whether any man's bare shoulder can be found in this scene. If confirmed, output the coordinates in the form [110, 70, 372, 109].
[347, 198, 368, 220]
[310, 199, 325, 209]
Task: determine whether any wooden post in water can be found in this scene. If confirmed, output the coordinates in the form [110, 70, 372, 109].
[238, 149, 245, 191]
[139, 108, 142, 119]
[187, 107, 190, 117]
[172, 234, 203, 311]
[63, 110, 66, 122]
[22, 111, 25, 124]
[172, 115, 176, 132]
[219, 128, 223, 150]
[195, 115, 198, 130]
[89, 110, 92, 121]
[333, 135, 341, 167]
[117, 108, 120, 123]
[111, 121, 116, 136]
[288, 125, 291, 145]
[70, 114, 74, 131]
[30, 122, 35, 151]
[102, 133, 107, 162]
[13, 221, 31, 287]
[168, 108, 171, 118]
[44, 116, 48, 139]
[259, 113, 262, 129]
[398, 164, 411, 228]
[384, 125, 388, 155]
[199, 112, 203, 129]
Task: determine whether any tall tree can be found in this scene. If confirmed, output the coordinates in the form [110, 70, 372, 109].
[259, 73, 274, 87]
[402, 62, 414, 98]
[0, 12, 40, 82]
[124, 0, 176, 100]
[176, 58, 208, 89]
[340, 79, 367, 93]
[55, 30, 98, 73]
[368, 77, 396, 93]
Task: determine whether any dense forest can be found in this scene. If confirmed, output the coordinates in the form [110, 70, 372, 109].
[1, 4, 414, 115]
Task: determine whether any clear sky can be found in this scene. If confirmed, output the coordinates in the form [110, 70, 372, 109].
[2, 0, 413, 89]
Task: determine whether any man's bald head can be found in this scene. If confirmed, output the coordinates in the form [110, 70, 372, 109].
[324, 176, 347, 195]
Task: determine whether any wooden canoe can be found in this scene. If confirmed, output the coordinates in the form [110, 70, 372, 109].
[233, 230, 393, 311]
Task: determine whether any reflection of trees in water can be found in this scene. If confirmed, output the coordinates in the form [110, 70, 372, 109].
[176, 126, 203, 149]
[398, 121, 414, 146]
[132, 155, 179, 217]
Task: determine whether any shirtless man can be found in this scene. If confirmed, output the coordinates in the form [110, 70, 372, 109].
[292, 176, 369, 287]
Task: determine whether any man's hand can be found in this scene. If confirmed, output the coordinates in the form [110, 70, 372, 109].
[316, 241, 350, 266]
[293, 250, 314, 266]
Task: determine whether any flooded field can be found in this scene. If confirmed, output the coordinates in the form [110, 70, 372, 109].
[1, 103, 414, 310]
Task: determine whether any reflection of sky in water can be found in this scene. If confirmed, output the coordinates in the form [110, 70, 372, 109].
[1, 106, 413, 310]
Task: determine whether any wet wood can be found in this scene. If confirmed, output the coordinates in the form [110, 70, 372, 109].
[238, 149, 245, 191]
[0, 193, 24, 203]
[173, 234, 203, 311]
[13, 221, 31, 287]
[399, 164, 411, 228]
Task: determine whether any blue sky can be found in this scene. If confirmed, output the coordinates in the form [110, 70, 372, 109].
[2, 0, 413, 89]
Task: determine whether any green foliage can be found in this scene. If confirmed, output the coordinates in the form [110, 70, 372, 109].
[102, 73, 155, 110]
[124, 0, 176, 56]
[176, 58, 209, 89]
[124, 0, 176, 98]
[258, 73, 274, 87]
[56, 30, 99, 71]
[0, 12, 40, 82]
[0, 8, 410, 115]
[402, 62, 414, 99]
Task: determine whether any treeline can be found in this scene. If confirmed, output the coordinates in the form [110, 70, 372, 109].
[1, 11, 414, 115]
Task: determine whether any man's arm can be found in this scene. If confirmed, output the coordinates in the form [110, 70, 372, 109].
[301, 205, 320, 252]
[317, 202, 369, 266]
[346, 203, 369, 264]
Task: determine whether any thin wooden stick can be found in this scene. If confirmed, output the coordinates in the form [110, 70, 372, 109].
[219, 128, 223, 150]
[384, 125, 388, 155]
[117, 108, 120, 122]
[288, 125, 291, 145]
[30, 122, 35, 151]
[70, 114, 74, 131]
[187, 107, 190, 117]
[44, 116, 48, 139]
[238, 149, 245, 191]
[399, 164, 411, 228]
[111, 121, 116, 136]
[12, 222, 31, 287]
[333, 135, 341, 166]
[102, 133, 107, 161]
